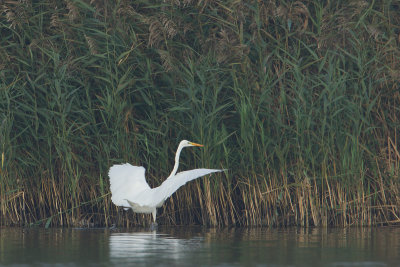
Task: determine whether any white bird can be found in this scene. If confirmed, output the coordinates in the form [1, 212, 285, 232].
[108, 140, 224, 227]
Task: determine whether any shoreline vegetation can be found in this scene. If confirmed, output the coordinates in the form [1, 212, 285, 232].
[1, 0, 399, 227]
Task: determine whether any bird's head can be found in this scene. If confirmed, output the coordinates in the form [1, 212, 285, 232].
[180, 140, 204, 148]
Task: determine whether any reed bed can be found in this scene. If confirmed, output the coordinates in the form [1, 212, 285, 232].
[1, 0, 399, 227]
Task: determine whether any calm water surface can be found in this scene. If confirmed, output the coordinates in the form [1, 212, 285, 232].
[1, 227, 399, 266]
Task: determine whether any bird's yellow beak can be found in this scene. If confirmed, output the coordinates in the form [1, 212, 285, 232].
[190, 142, 204, 147]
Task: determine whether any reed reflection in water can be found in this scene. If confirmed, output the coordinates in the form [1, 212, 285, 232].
[1, 227, 399, 266]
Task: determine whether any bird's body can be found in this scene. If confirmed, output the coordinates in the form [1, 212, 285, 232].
[108, 140, 224, 225]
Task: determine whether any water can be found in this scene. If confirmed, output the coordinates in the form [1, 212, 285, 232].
[1, 227, 399, 266]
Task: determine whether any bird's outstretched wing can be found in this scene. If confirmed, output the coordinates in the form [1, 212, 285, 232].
[109, 163, 151, 207]
[150, 168, 224, 207]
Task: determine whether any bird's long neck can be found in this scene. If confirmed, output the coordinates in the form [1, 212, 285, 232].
[168, 144, 184, 178]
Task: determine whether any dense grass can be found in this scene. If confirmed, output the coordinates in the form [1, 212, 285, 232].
[1, 0, 399, 227]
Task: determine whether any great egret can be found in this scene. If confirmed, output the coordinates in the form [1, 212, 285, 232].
[109, 140, 224, 228]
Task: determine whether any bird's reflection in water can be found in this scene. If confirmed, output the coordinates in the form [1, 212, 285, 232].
[109, 230, 204, 265]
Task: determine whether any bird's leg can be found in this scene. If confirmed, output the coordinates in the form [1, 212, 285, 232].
[150, 209, 158, 231]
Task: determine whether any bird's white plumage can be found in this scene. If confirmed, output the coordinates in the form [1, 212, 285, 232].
[108, 140, 225, 223]
[109, 164, 222, 209]
[109, 164, 150, 207]
[150, 168, 223, 207]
